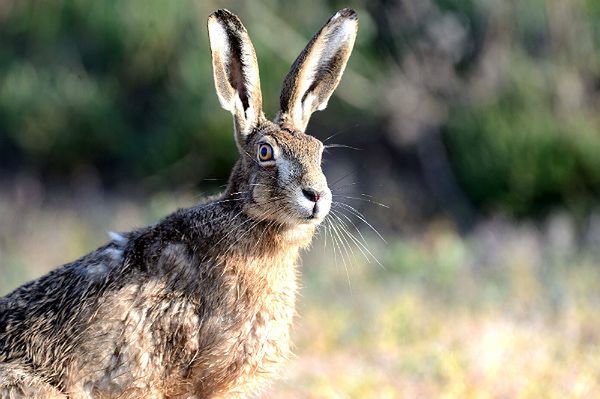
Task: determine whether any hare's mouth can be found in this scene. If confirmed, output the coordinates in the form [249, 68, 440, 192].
[306, 202, 328, 220]
[294, 191, 331, 223]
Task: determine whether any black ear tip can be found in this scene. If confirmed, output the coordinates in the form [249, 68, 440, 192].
[335, 8, 358, 21]
[209, 9, 244, 29]
[212, 9, 234, 18]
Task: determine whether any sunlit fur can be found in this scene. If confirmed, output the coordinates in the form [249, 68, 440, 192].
[230, 121, 331, 243]
[0, 8, 357, 399]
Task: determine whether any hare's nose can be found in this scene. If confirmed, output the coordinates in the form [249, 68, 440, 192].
[302, 188, 321, 203]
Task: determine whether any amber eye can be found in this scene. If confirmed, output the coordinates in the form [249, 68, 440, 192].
[257, 143, 274, 162]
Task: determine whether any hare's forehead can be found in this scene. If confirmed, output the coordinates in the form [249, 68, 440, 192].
[285, 137, 322, 159]
[268, 132, 323, 159]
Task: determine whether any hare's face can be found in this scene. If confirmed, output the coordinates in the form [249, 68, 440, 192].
[242, 123, 331, 225]
[208, 8, 356, 226]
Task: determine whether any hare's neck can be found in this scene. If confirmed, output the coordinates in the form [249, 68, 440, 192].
[223, 160, 246, 198]
[217, 204, 315, 256]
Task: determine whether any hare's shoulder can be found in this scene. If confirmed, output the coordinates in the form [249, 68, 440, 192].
[0, 200, 228, 313]
[0, 200, 231, 323]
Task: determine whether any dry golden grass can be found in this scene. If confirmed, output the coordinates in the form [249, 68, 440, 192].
[1, 187, 599, 398]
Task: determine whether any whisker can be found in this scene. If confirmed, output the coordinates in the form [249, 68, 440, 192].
[329, 182, 359, 194]
[328, 216, 353, 292]
[331, 209, 383, 268]
[330, 211, 369, 263]
[326, 220, 340, 275]
[328, 172, 355, 189]
[322, 219, 328, 251]
[206, 197, 246, 206]
[330, 213, 357, 262]
[322, 123, 360, 144]
[332, 195, 390, 208]
[324, 144, 362, 151]
[333, 202, 387, 244]
[226, 190, 250, 196]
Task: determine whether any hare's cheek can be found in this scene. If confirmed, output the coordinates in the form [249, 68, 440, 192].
[252, 185, 271, 204]
[276, 159, 295, 185]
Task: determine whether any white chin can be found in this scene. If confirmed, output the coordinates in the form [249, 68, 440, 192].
[299, 207, 330, 224]
[294, 195, 331, 224]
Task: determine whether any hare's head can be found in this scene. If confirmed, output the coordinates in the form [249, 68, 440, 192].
[208, 9, 357, 227]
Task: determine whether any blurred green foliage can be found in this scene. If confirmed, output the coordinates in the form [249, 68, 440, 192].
[447, 67, 600, 216]
[1, 0, 600, 218]
[0, 1, 242, 186]
[442, 0, 600, 216]
[0, 0, 377, 189]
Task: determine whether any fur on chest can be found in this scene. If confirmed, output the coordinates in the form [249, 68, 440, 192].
[65, 244, 299, 397]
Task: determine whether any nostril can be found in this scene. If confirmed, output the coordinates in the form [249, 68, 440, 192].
[302, 188, 320, 203]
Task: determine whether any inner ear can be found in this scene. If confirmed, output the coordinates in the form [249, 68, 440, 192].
[228, 46, 250, 113]
[208, 9, 263, 139]
[277, 9, 358, 132]
[301, 48, 346, 109]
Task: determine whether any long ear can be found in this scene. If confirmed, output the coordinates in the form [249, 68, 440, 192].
[208, 9, 263, 142]
[277, 8, 358, 132]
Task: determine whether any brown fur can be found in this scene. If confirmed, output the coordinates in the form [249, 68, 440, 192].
[0, 8, 357, 399]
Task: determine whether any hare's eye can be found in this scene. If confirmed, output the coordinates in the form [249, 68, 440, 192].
[257, 143, 274, 162]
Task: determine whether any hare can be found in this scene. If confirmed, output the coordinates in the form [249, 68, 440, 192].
[0, 7, 357, 399]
